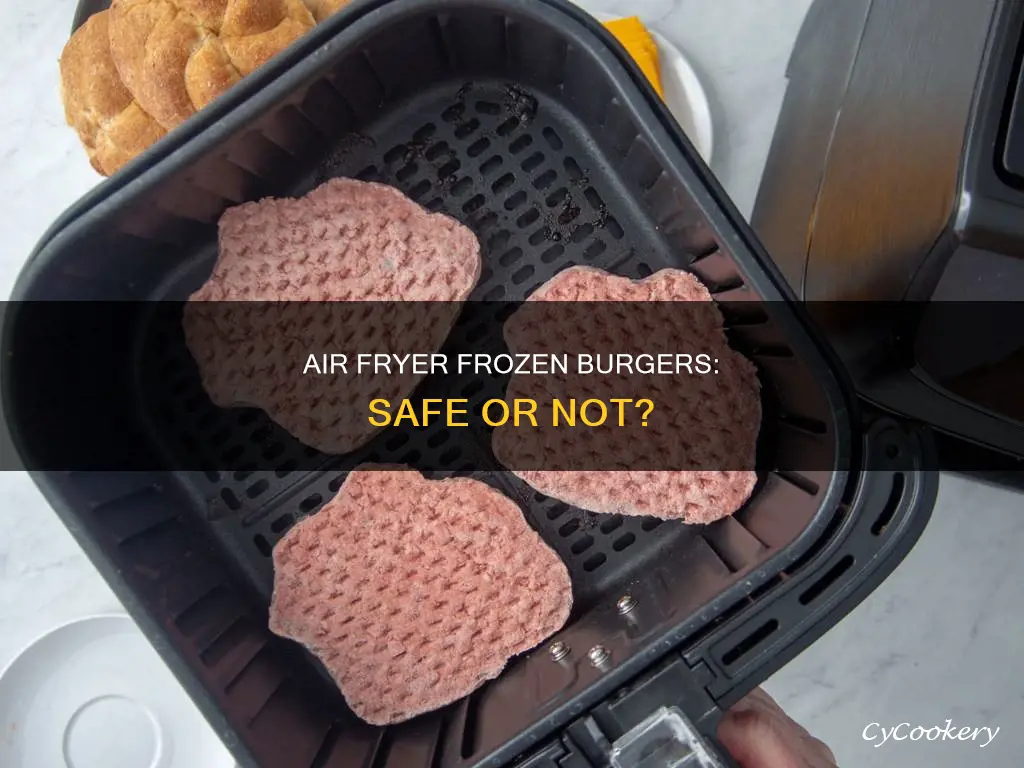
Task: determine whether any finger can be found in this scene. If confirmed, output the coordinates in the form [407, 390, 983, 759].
[717, 708, 808, 768]
[802, 734, 838, 767]
[731, 688, 784, 720]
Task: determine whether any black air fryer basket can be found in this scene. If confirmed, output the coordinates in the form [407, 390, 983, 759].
[2, 1, 937, 766]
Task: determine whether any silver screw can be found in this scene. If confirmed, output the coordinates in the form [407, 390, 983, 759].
[616, 594, 638, 615]
[588, 645, 611, 667]
[549, 640, 570, 662]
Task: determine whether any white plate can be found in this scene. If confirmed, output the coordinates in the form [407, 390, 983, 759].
[592, 12, 714, 164]
[0, 614, 237, 768]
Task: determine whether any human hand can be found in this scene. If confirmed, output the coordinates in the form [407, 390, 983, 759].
[717, 687, 838, 768]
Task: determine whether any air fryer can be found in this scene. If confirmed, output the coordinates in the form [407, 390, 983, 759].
[2, 1, 939, 767]
[754, 0, 1024, 472]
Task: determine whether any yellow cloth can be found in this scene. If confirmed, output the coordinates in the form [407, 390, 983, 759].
[602, 17, 664, 99]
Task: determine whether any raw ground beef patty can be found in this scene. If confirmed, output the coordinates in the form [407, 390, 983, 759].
[491, 266, 762, 524]
[184, 178, 481, 455]
[268, 467, 573, 725]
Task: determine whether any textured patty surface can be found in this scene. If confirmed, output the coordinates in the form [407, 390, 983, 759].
[184, 178, 481, 454]
[491, 266, 761, 523]
[268, 467, 573, 725]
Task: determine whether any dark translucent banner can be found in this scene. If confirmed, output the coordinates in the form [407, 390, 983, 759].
[4, 300, 1024, 472]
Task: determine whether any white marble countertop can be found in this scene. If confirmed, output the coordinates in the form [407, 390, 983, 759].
[1, 1, 1020, 766]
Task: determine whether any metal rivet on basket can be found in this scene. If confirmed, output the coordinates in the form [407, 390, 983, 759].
[616, 594, 637, 615]
[549, 641, 571, 662]
[587, 645, 611, 668]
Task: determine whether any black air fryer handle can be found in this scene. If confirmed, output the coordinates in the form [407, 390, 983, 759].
[555, 657, 742, 768]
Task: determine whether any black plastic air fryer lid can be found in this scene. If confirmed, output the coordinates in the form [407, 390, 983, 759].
[4, 1, 940, 767]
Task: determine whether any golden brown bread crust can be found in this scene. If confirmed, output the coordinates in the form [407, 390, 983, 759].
[108, 0, 315, 130]
[301, 0, 351, 22]
[59, 10, 167, 176]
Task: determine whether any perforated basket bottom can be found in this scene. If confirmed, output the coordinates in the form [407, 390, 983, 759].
[139, 79, 769, 613]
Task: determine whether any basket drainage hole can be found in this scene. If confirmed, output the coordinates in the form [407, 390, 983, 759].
[356, 165, 380, 182]
[409, 179, 432, 199]
[491, 173, 516, 194]
[442, 104, 465, 122]
[476, 100, 501, 115]
[476, 212, 499, 231]
[564, 157, 584, 180]
[450, 177, 473, 197]
[546, 188, 569, 207]
[584, 240, 606, 260]
[270, 513, 294, 534]
[438, 159, 461, 178]
[480, 156, 503, 176]
[413, 123, 436, 142]
[872, 473, 905, 536]
[584, 187, 604, 210]
[499, 248, 524, 266]
[570, 223, 594, 243]
[396, 163, 418, 182]
[254, 534, 273, 557]
[570, 535, 594, 555]
[558, 519, 581, 537]
[885, 444, 901, 459]
[509, 135, 533, 154]
[299, 493, 323, 513]
[533, 170, 557, 190]
[522, 152, 544, 172]
[640, 518, 662, 531]
[467, 137, 490, 157]
[799, 554, 855, 606]
[220, 488, 241, 511]
[425, 141, 451, 161]
[246, 479, 270, 499]
[542, 127, 563, 149]
[384, 144, 409, 165]
[605, 216, 624, 239]
[528, 227, 550, 246]
[463, 194, 486, 214]
[512, 265, 535, 284]
[721, 619, 779, 666]
[504, 191, 528, 210]
[546, 504, 568, 521]
[582, 552, 607, 572]
[541, 244, 564, 263]
[517, 208, 540, 228]
[497, 116, 519, 136]
[455, 118, 481, 139]
[612, 532, 635, 552]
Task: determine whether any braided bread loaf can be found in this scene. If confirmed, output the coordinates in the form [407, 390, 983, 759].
[107, 0, 316, 130]
[59, 10, 167, 176]
[302, 0, 351, 22]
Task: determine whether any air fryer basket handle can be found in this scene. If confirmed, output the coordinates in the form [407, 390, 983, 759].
[688, 417, 936, 711]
